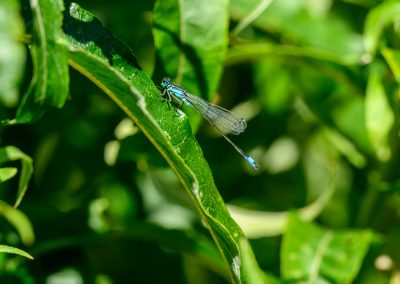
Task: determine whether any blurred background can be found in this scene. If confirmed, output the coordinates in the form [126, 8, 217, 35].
[1, 0, 400, 283]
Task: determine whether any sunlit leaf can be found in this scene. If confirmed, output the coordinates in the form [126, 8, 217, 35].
[382, 48, 400, 82]
[365, 65, 394, 161]
[0, 244, 34, 260]
[281, 214, 373, 283]
[364, 0, 400, 56]
[239, 239, 269, 283]
[0, 0, 25, 108]
[0, 200, 35, 245]
[0, 167, 18, 183]
[0, 146, 33, 208]
[63, 3, 263, 283]
[15, 0, 69, 123]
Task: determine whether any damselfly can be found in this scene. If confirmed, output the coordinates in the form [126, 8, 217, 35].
[160, 77, 259, 171]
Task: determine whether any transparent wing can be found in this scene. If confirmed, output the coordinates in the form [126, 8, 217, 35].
[183, 92, 247, 135]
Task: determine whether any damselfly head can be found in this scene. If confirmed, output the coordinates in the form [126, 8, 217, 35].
[161, 77, 171, 88]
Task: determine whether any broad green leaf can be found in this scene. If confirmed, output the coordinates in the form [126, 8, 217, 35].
[0, 244, 34, 260]
[0, 167, 18, 183]
[281, 214, 373, 283]
[63, 3, 264, 283]
[382, 48, 400, 82]
[365, 65, 394, 161]
[152, 0, 229, 100]
[16, 0, 69, 123]
[0, 146, 33, 208]
[0, 200, 35, 246]
[364, 0, 400, 56]
[0, 0, 25, 108]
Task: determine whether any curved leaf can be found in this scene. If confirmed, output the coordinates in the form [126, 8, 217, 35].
[0, 200, 35, 246]
[0, 0, 25, 108]
[0, 244, 34, 260]
[364, 0, 400, 56]
[0, 167, 18, 183]
[0, 146, 33, 208]
[63, 3, 264, 283]
[365, 65, 394, 161]
[16, 0, 69, 123]
[382, 48, 400, 82]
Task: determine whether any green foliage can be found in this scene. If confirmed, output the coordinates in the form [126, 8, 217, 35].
[0, 146, 33, 207]
[0, 0, 25, 107]
[281, 214, 373, 283]
[15, 0, 69, 123]
[1, 0, 400, 283]
[0, 146, 34, 261]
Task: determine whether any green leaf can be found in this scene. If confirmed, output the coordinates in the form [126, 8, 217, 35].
[364, 0, 400, 56]
[365, 64, 394, 161]
[0, 167, 18, 183]
[382, 48, 400, 82]
[0, 146, 33, 208]
[0, 200, 35, 246]
[152, 0, 229, 100]
[0, 0, 25, 108]
[239, 238, 269, 284]
[281, 214, 373, 283]
[0, 244, 34, 260]
[16, 0, 69, 123]
[63, 3, 264, 283]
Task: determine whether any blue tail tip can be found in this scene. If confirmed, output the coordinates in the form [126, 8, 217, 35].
[246, 156, 260, 171]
